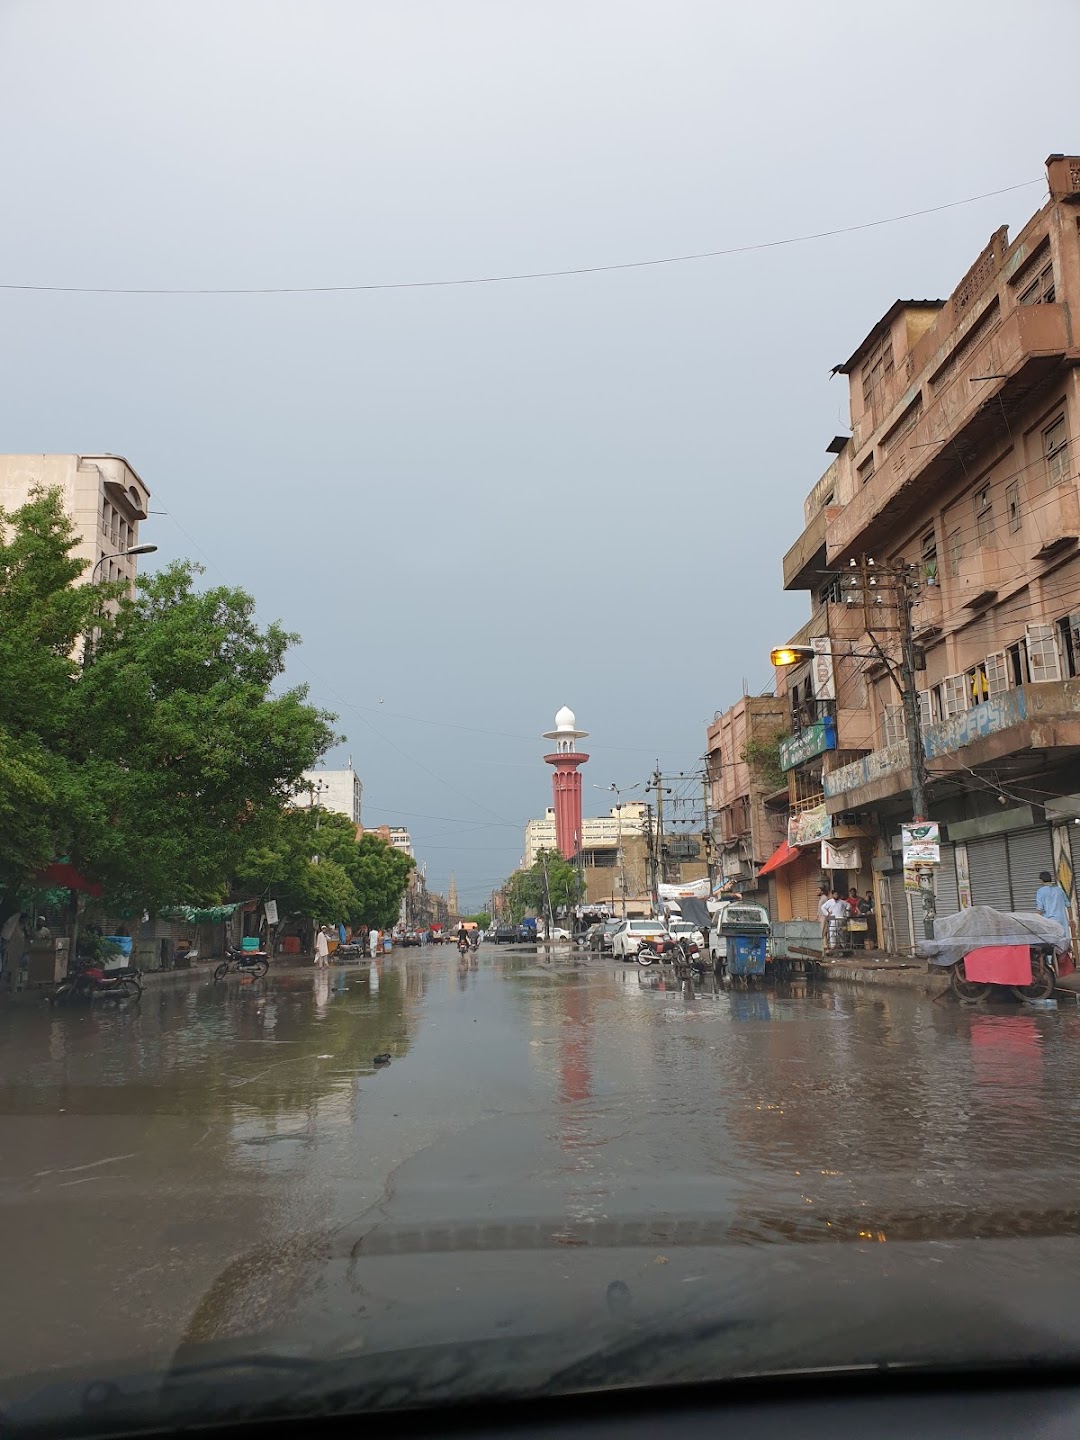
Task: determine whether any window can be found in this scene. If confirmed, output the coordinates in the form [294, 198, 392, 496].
[948, 527, 964, 578]
[942, 674, 968, 718]
[974, 485, 994, 546]
[1026, 623, 1063, 682]
[920, 529, 938, 586]
[880, 703, 905, 748]
[966, 664, 989, 706]
[1057, 614, 1080, 679]
[1007, 642, 1029, 687]
[1018, 260, 1055, 306]
[1006, 481, 1021, 533]
[858, 453, 876, 485]
[1044, 416, 1070, 487]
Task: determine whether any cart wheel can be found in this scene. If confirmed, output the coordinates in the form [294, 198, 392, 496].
[950, 960, 990, 1002]
[1013, 958, 1055, 1002]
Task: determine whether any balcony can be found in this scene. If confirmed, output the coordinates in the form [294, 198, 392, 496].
[782, 504, 826, 591]
[826, 304, 1073, 562]
[822, 679, 1080, 813]
[952, 545, 1001, 608]
[1032, 486, 1080, 560]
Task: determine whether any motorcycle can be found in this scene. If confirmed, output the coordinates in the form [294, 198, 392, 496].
[50, 960, 143, 1006]
[214, 946, 270, 981]
[457, 937, 470, 957]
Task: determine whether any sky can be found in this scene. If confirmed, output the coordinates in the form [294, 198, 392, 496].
[2, 0, 1078, 908]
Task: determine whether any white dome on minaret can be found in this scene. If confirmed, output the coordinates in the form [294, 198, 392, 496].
[554, 705, 576, 732]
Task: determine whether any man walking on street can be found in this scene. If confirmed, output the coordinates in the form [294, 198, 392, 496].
[314, 925, 331, 968]
[1036, 870, 1071, 946]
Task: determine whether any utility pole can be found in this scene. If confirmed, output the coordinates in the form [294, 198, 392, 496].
[701, 769, 716, 894]
[539, 850, 555, 939]
[852, 555, 936, 941]
[893, 560, 936, 940]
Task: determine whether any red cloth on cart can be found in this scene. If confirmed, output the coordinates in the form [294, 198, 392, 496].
[963, 945, 1032, 985]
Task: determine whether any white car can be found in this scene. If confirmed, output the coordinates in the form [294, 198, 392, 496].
[708, 902, 770, 965]
[611, 918, 670, 960]
[548, 926, 571, 941]
[668, 919, 705, 949]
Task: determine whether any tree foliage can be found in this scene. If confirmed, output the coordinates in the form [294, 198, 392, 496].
[0, 488, 341, 916]
[504, 849, 584, 923]
[234, 810, 414, 931]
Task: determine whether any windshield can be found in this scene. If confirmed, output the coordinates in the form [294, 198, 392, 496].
[3, 1, 1080, 1431]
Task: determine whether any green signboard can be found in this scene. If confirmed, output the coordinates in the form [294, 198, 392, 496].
[779, 715, 837, 772]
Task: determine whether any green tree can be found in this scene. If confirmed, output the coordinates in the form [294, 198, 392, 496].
[463, 911, 491, 928]
[235, 809, 414, 933]
[0, 489, 101, 896]
[70, 561, 338, 912]
[504, 849, 583, 923]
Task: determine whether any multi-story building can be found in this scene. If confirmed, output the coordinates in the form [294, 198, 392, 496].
[0, 453, 151, 589]
[297, 766, 363, 826]
[779, 151, 1080, 948]
[386, 827, 413, 857]
[706, 695, 788, 898]
[524, 803, 648, 868]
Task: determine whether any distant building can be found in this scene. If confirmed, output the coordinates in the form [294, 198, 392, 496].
[0, 453, 151, 591]
[297, 766, 363, 826]
[387, 827, 414, 857]
[524, 803, 648, 868]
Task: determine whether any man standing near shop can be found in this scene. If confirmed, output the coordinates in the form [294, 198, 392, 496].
[1036, 870, 1071, 947]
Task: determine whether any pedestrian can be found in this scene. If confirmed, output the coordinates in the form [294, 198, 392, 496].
[826, 890, 850, 952]
[369, 927, 380, 958]
[817, 887, 831, 951]
[847, 887, 861, 917]
[314, 925, 331, 968]
[1035, 870, 1071, 945]
[858, 890, 877, 948]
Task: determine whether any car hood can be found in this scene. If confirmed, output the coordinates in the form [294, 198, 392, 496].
[7, 1233, 1080, 1435]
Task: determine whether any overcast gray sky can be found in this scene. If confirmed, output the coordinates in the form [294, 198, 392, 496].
[2, 0, 1077, 907]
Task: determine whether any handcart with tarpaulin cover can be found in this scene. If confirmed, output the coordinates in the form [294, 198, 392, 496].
[916, 905, 1072, 1002]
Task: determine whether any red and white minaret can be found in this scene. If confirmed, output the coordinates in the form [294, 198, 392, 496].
[543, 706, 589, 860]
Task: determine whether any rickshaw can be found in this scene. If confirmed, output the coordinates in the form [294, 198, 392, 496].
[917, 905, 1070, 1003]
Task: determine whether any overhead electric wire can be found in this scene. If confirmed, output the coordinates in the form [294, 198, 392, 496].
[0, 180, 1042, 297]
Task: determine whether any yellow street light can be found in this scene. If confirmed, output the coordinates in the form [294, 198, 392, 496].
[770, 645, 815, 667]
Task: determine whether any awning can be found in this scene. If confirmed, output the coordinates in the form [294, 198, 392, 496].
[33, 862, 103, 898]
[757, 840, 802, 877]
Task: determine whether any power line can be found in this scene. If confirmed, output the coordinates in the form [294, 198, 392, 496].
[0, 180, 1042, 297]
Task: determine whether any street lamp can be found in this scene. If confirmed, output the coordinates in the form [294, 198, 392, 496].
[90, 543, 158, 583]
[83, 544, 159, 666]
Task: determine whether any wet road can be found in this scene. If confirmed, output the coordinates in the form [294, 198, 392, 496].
[4, 946, 1080, 1381]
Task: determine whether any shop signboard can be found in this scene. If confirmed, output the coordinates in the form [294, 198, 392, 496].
[779, 714, 837, 772]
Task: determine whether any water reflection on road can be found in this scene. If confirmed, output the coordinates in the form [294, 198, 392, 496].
[2, 947, 1080, 1377]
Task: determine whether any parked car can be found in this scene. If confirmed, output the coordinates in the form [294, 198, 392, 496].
[611, 918, 670, 960]
[548, 926, 571, 941]
[587, 919, 621, 953]
[493, 925, 517, 944]
[708, 901, 770, 965]
[668, 918, 706, 949]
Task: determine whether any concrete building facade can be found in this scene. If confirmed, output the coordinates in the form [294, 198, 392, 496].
[778, 152, 1080, 948]
[297, 766, 363, 826]
[706, 695, 789, 898]
[0, 453, 151, 590]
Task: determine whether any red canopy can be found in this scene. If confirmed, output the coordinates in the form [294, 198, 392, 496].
[757, 840, 802, 878]
[34, 863, 103, 898]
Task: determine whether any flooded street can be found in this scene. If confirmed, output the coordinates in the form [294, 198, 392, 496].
[5, 947, 1080, 1382]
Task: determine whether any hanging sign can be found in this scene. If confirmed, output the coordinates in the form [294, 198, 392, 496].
[810, 637, 836, 701]
[264, 899, 279, 925]
[788, 803, 832, 847]
[902, 822, 940, 864]
[821, 839, 860, 870]
[779, 715, 837, 771]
